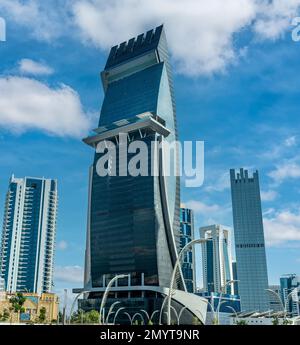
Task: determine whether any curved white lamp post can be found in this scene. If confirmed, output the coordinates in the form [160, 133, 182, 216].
[265, 288, 285, 314]
[216, 279, 239, 325]
[69, 290, 90, 324]
[113, 307, 126, 325]
[178, 306, 188, 324]
[226, 305, 238, 318]
[105, 301, 121, 324]
[167, 238, 208, 325]
[124, 312, 132, 324]
[131, 312, 145, 325]
[99, 274, 129, 324]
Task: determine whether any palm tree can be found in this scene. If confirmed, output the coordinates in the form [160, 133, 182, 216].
[9, 292, 26, 323]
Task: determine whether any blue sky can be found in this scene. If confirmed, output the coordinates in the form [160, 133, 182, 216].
[0, 1, 300, 304]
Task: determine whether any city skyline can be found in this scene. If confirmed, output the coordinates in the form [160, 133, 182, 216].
[0, 1, 300, 305]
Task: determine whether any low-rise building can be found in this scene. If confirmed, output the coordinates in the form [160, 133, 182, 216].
[0, 292, 59, 323]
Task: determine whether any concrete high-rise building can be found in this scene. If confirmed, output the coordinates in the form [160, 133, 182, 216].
[180, 206, 195, 293]
[280, 274, 300, 316]
[0, 175, 58, 294]
[74, 25, 207, 324]
[200, 225, 234, 295]
[230, 168, 269, 311]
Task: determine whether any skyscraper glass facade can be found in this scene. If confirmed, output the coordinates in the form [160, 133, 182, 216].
[230, 168, 269, 311]
[179, 207, 195, 293]
[0, 176, 58, 294]
[83, 25, 182, 292]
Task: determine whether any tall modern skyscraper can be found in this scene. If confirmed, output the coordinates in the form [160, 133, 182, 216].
[75, 25, 207, 324]
[200, 225, 234, 295]
[230, 168, 269, 311]
[180, 206, 195, 293]
[0, 176, 58, 294]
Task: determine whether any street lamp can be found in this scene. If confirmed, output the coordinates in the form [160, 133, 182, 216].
[113, 307, 126, 325]
[265, 289, 285, 314]
[99, 274, 129, 324]
[69, 290, 90, 324]
[167, 238, 208, 325]
[131, 312, 145, 325]
[216, 279, 239, 325]
[105, 301, 121, 324]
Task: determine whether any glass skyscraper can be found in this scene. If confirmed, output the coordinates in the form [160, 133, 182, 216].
[230, 168, 269, 311]
[200, 225, 233, 295]
[179, 206, 195, 293]
[0, 175, 58, 294]
[75, 25, 208, 324]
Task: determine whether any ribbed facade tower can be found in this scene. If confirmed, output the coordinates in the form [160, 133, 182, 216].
[0, 176, 58, 294]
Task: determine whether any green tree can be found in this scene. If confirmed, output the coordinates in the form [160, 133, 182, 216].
[70, 309, 86, 324]
[283, 318, 292, 325]
[9, 292, 26, 322]
[85, 310, 100, 324]
[0, 308, 10, 322]
[272, 316, 279, 325]
[38, 307, 47, 323]
[235, 319, 248, 325]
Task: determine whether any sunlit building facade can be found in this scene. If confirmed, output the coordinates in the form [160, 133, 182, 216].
[0, 176, 58, 294]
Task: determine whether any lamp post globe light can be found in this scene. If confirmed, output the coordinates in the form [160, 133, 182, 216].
[167, 238, 208, 325]
[99, 274, 129, 324]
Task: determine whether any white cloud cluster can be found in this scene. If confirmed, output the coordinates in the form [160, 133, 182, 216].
[1, 0, 300, 76]
[54, 265, 84, 284]
[254, 0, 300, 40]
[0, 0, 70, 41]
[18, 59, 54, 76]
[72, 0, 300, 76]
[264, 208, 300, 246]
[0, 77, 92, 138]
[268, 160, 300, 184]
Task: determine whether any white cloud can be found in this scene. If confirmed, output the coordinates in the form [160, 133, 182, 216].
[0, 76, 92, 137]
[72, 0, 300, 76]
[268, 161, 300, 184]
[285, 135, 297, 147]
[2, 1, 300, 76]
[57, 240, 68, 251]
[18, 59, 54, 76]
[254, 0, 300, 40]
[264, 208, 300, 246]
[54, 265, 84, 284]
[185, 200, 221, 214]
[261, 190, 278, 201]
[0, 0, 71, 41]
